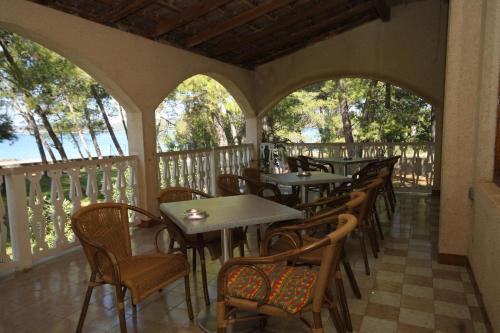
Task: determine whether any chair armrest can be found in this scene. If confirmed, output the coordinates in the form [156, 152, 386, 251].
[154, 226, 187, 255]
[89, 242, 122, 284]
[127, 205, 162, 222]
[256, 182, 282, 200]
[260, 230, 302, 255]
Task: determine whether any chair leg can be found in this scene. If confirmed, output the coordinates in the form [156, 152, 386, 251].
[192, 248, 197, 273]
[334, 272, 353, 332]
[341, 251, 362, 299]
[114, 284, 127, 333]
[76, 272, 96, 333]
[374, 209, 385, 240]
[366, 223, 379, 258]
[328, 306, 346, 333]
[239, 243, 245, 257]
[311, 311, 324, 333]
[198, 247, 211, 306]
[184, 275, 194, 321]
[217, 302, 228, 333]
[382, 190, 392, 219]
[357, 229, 370, 275]
[256, 225, 261, 250]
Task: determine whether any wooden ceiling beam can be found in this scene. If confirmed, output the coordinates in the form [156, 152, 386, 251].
[105, 0, 156, 23]
[373, 0, 390, 21]
[151, 0, 233, 37]
[210, 0, 347, 57]
[234, 2, 373, 65]
[184, 0, 293, 48]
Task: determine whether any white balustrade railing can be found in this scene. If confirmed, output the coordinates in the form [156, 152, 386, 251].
[0, 155, 140, 273]
[260, 142, 435, 190]
[158, 144, 254, 195]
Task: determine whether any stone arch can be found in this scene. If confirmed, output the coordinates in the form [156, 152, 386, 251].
[257, 72, 438, 118]
[0, 21, 142, 115]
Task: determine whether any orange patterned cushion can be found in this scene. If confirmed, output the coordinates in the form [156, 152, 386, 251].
[226, 263, 317, 314]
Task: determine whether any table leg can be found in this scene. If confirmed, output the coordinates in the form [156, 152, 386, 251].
[198, 228, 256, 333]
[300, 185, 307, 204]
[344, 164, 348, 176]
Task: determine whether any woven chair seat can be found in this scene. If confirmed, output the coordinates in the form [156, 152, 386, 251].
[227, 263, 317, 314]
[101, 253, 190, 304]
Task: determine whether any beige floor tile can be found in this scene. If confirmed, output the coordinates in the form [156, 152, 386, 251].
[382, 255, 407, 265]
[434, 301, 471, 320]
[402, 284, 434, 299]
[405, 266, 433, 277]
[434, 314, 474, 333]
[399, 308, 435, 329]
[369, 290, 401, 307]
[466, 293, 479, 307]
[433, 278, 465, 292]
[377, 270, 405, 283]
[365, 303, 400, 321]
[400, 295, 434, 314]
[360, 316, 398, 333]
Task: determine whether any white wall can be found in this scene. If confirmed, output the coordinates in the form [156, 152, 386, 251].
[254, 0, 448, 116]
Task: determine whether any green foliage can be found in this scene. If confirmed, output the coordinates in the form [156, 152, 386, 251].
[0, 112, 16, 143]
[263, 78, 433, 143]
[156, 75, 245, 150]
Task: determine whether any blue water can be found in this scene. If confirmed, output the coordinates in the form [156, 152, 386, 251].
[0, 132, 129, 162]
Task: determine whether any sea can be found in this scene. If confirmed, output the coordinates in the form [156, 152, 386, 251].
[0, 132, 129, 163]
[0, 128, 321, 164]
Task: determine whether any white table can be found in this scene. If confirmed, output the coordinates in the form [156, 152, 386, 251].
[316, 157, 379, 176]
[264, 171, 351, 203]
[160, 194, 304, 332]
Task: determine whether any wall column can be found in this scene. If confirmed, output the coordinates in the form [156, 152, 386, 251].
[439, 0, 485, 259]
[433, 106, 443, 192]
[127, 110, 159, 213]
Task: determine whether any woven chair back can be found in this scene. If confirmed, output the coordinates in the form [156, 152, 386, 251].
[216, 174, 241, 196]
[72, 203, 132, 272]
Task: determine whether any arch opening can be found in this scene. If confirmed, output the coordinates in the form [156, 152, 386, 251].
[0, 29, 129, 164]
[155, 74, 246, 152]
[262, 77, 435, 144]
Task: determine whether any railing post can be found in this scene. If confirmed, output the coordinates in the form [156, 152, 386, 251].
[209, 148, 219, 195]
[5, 173, 32, 271]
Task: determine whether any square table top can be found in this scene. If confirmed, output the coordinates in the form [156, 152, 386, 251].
[159, 194, 304, 234]
[316, 157, 379, 165]
[264, 171, 351, 186]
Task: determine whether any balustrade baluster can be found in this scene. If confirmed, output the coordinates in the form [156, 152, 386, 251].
[172, 156, 180, 187]
[128, 159, 138, 206]
[190, 153, 197, 189]
[67, 168, 83, 214]
[85, 166, 99, 204]
[100, 164, 113, 202]
[0, 176, 10, 263]
[115, 162, 128, 203]
[27, 172, 48, 254]
[48, 170, 68, 246]
[181, 154, 189, 187]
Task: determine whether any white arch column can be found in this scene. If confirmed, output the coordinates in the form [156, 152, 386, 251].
[127, 110, 158, 213]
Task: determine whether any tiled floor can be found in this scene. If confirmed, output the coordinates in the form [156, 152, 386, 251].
[0, 193, 490, 332]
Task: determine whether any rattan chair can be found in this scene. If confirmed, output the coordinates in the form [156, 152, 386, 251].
[72, 203, 194, 333]
[157, 186, 245, 306]
[242, 168, 300, 207]
[263, 192, 366, 332]
[216, 213, 358, 333]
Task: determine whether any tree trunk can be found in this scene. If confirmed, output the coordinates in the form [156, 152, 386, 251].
[41, 134, 57, 163]
[83, 108, 102, 157]
[68, 132, 85, 159]
[211, 111, 228, 146]
[91, 85, 124, 156]
[337, 79, 354, 144]
[385, 82, 392, 111]
[36, 107, 68, 161]
[20, 109, 48, 164]
[360, 80, 378, 126]
[119, 106, 128, 138]
[77, 130, 92, 158]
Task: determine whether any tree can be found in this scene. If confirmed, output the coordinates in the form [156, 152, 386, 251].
[156, 75, 245, 150]
[0, 112, 16, 143]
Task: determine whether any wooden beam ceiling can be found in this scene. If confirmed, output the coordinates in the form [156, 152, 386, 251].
[151, 0, 233, 37]
[184, 0, 293, 48]
[29, 0, 394, 69]
[106, 0, 156, 23]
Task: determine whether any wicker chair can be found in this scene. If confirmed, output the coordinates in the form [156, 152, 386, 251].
[242, 168, 300, 207]
[71, 203, 194, 333]
[216, 213, 358, 333]
[157, 186, 245, 306]
[263, 192, 366, 332]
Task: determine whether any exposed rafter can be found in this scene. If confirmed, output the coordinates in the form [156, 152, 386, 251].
[184, 0, 293, 48]
[210, 0, 347, 57]
[151, 0, 232, 37]
[105, 0, 156, 23]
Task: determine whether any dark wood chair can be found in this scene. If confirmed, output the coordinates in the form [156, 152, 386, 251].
[72, 203, 194, 333]
[217, 213, 358, 333]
